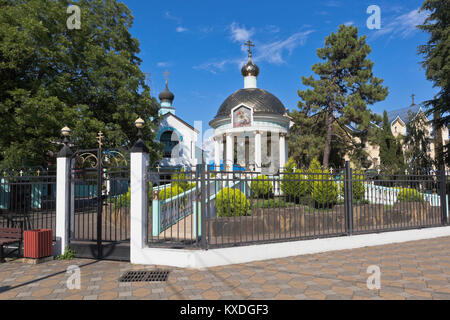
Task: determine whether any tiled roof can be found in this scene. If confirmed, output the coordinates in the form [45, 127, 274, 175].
[387, 104, 422, 125]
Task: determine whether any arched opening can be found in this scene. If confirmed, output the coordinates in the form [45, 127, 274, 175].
[160, 130, 180, 159]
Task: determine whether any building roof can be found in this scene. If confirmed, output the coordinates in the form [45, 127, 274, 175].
[213, 88, 287, 120]
[162, 112, 200, 133]
[387, 104, 422, 125]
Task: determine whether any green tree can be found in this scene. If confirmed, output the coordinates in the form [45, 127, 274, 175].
[0, 0, 161, 169]
[418, 0, 449, 164]
[379, 111, 404, 172]
[288, 110, 351, 168]
[404, 112, 434, 173]
[297, 25, 388, 169]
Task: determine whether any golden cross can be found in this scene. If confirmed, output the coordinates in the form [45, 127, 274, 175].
[163, 70, 170, 84]
[97, 131, 104, 149]
[245, 40, 255, 57]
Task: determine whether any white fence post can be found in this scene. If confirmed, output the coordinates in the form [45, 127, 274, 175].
[55, 144, 72, 256]
[130, 137, 149, 263]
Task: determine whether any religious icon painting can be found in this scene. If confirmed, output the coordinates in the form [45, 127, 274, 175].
[233, 106, 252, 128]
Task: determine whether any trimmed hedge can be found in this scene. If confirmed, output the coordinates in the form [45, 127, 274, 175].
[397, 188, 424, 203]
[310, 170, 338, 207]
[159, 185, 185, 201]
[172, 172, 195, 191]
[352, 170, 365, 201]
[250, 175, 273, 198]
[281, 170, 307, 201]
[216, 188, 250, 217]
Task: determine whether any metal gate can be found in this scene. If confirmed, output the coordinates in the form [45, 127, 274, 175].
[69, 134, 130, 260]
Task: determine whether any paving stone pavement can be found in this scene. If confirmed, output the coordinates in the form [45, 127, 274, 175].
[1, 236, 450, 300]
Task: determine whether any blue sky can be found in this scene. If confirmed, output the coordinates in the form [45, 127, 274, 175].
[122, 0, 435, 132]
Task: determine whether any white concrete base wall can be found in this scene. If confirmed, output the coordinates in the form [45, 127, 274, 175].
[131, 226, 450, 269]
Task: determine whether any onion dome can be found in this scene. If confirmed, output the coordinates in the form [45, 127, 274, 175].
[241, 58, 260, 77]
[158, 81, 175, 103]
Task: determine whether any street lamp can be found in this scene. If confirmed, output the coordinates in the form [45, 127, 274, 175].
[135, 117, 145, 138]
[61, 126, 71, 145]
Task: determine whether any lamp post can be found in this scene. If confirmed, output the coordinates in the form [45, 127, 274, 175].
[135, 117, 145, 138]
[61, 126, 71, 145]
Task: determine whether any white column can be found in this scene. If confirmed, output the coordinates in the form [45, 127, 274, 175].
[130, 149, 149, 263]
[226, 134, 233, 171]
[255, 131, 262, 172]
[56, 151, 71, 256]
[280, 133, 286, 171]
[214, 137, 220, 170]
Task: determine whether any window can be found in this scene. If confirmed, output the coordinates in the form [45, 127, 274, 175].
[160, 131, 179, 158]
[267, 132, 271, 157]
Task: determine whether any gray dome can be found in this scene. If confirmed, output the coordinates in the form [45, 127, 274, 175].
[159, 83, 174, 103]
[214, 88, 286, 119]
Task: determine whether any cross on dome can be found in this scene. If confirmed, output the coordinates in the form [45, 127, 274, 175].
[163, 70, 171, 85]
[245, 40, 255, 58]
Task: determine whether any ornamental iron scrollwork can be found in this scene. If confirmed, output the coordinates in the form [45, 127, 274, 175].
[73, 150, 128, 170]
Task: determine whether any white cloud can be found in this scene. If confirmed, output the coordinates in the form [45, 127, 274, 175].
[373, 8, 429, 39]
[164, 11, 182, 24]
[157, 62, 171, 68]
[193, 59, 241, 74]
[265, 25, 281, 34]
[229, 22, 255, 43]
[325, 0, 341, 7]
[176, 26, 188, 33]
[194, 26, 313, 74]
[344, 21, 354, 26]
[255, 31, 314, 65]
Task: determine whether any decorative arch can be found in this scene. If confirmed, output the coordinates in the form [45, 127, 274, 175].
[156, 127, 184, 142]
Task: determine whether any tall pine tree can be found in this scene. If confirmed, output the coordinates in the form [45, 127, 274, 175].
[297, 25, 388, 168]
[379, 110, 404, 172]
[418, 0, 449, 164]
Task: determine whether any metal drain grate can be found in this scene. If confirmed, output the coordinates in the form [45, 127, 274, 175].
[118, 270, 170, 283]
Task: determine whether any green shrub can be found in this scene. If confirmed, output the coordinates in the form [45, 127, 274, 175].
[171, 172, 194, 191]
[352, 170, 365, 201]
[56, 247, 75, 260]
[397, 188, 424, 203]
[284, 157, 297, 172]
[216, 188, 250, 217]
[304, 158, 323, 194]
[308, 158, 322, 172]
[159, 185, 185, 201]
[250, 175, 273, 198]
[281, 170, 307, 201]
[310, 170, 338, 207]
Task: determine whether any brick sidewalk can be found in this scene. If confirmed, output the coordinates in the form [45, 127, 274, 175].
[1, 236, 449, 300]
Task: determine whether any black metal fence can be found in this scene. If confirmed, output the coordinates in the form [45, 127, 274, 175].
[70, 166, 130, 243]
[147, 164, 449, 249]
[0, 170, 57, 240]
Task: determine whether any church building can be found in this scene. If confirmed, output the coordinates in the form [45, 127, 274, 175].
[209, 41, 291, 174]
[154, 76, 203, 169]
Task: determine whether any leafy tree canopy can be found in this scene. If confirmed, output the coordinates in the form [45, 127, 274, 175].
[0, 0, 161, 169]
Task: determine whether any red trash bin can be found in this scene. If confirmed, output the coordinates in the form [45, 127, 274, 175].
[23, 229, 53, 259]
